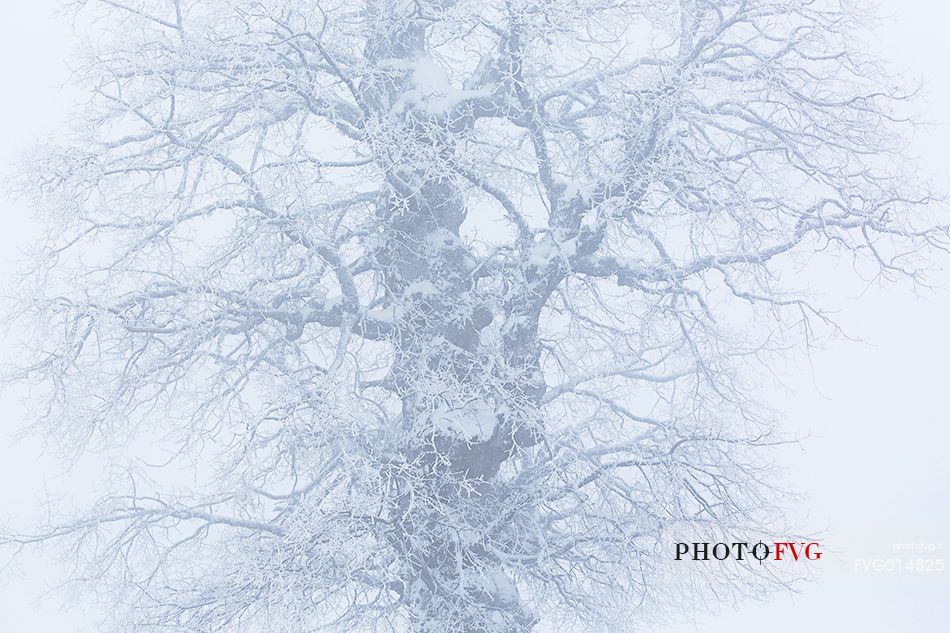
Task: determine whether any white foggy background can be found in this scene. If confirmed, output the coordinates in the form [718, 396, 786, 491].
[0, 1, 946, 631]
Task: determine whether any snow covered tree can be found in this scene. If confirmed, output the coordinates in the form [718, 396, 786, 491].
[4, 0, 946, 631]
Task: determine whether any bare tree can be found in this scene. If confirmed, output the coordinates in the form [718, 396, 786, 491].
[3, 0, 945, 631]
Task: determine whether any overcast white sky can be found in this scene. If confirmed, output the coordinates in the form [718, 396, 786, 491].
[0, 1, 947, 631]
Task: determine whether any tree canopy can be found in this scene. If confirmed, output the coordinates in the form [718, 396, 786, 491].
[5, 0, 945, 631]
